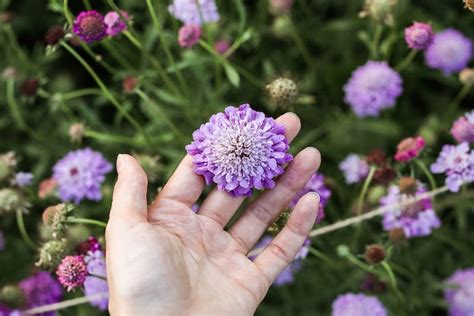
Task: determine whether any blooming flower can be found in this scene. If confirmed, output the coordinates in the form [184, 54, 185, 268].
[104, 11, 128, 36]
[76, 236, 102, 255]
[379, 182, 441, 238]
[14, 171, 33, 187]
[332, 293, 387, 316]
[73, 11, 107, 44]
[214, 40, 230, 55]
[168, 0, 220, 25]
[343, 61, 403, 117]
[394, 136, 425, 162]
[339, 154, 370, 184]
[56, 255, 88, 291]
[38, 178, 57, 199]
[450, 110, 474, 144]
[404, 22, 433, 50]
[425, 28, 472, 75]
[186, 104, 293, 197]
[53, 148, 112, 204]
[84, 251, 109, 310]
[19, 271, 63, 316]
[444, 268, 474, 316]
[430, 142, 474, 192]
[178, 24, 201, 48]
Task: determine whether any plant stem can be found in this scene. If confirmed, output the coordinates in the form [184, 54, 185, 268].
[414, 159, 437, 191]
[289, 20, 316, 69]
[395, 49, 417, 72]
[84, 130, 143, 146]
[63, 0, 73, 26]
[16, 210, 36, 250]
[60, 88, 102, 101]
[65, 218, 107, 228]
[357, 166, 376, 214]
[381, 261, 404, 301]
[6, 79, 27, 130]
[448, 84, 471, 115]
[370, 24, 383, 59]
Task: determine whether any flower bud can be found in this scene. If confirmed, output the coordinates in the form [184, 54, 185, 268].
[21, 78, 39, 97]
[68, 123, 85, 143]
[38, 178, 58, 199]
[45, 25, 65, 46]
[56, 255, 87, 291]
[374, 167, 396, 185]
[178, 24, 201, 48]
[359, 0, 397, 25]
[271, 15, 292, 38]
[0, 285, 25, 308]
[76, 236, 102, 255]
[0, 11, 14, 24]
[365, 244, 386, 264]
[367, 185, 386, 204]
[366, 149, 387, 166]
[36, 239, 69, 270]
[2, 67, 17, 80]
[394, 136, 425, 162]
[398, 176, 417, 195]
[459, 68, 474, 85]
[360, 273, 387, 293]
[269, 0, 294, 15]
[266, 77, 299, 110]
[122, 76, 139, 94]
[0, 188, 27, 214]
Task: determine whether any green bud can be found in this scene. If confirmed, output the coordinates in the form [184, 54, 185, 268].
[36, 239, 69, 270]
[271, 15, 292, 38]
[266, 78, 299, 110]
[0, 188, 27, 215]
[0, 285, 25, 307]
[359, 0, 397, 25]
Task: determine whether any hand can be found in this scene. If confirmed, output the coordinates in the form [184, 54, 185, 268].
[106, 113, 321, 315]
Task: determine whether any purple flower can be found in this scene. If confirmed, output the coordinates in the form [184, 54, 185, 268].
[444, 268, 474, 316]
[214, 40, 230, 55]
[14, 171, 33, 187]
[0, 304, 13, 316]
[76, 236, 102, 255]
[451, 110, 474, 144]
[84, 251, 109, 310]
[339, 154, 369, 184]
[73, 11, 107, 44]
[53, 148, 112, 204]
[186, 104, 293, 197]
[380, 182, 441, 238]
[104, 11, 128, 37]
[178, 24, 201, 48]
[19, 271, 63, 316]
[343, 61, 403, 117]
[404, 22, 434, 50]
[168, 0, 220, 25]
[332, 293, 387, 316]
[56, 255, 88, 291]
[430, 142, 474, 192]
[425, 29, 472, 75]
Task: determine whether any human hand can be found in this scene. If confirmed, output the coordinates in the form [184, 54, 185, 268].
[106, 113, 321, 315]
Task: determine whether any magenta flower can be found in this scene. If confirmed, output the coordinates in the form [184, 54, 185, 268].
[332, 293, 387, 316]
[104, 11, 128, 36]
[56, 255, 88, 291]
[76, 236, 102, 255]
[178, 24, 201, 48]
[186, 104, 293, 197]
[444, 268, 474, 316]
[84, 251, 109, 310]
[214, 40, 230, 55]
[168, 0, 220, 25]
[404, 22, 434, 50]
[19, 271, 63, 316]
[394, 136, 425, 162]
[339, 154, 369, 184]
[73, 11, 107, 44]
[451, 110, 474, 144]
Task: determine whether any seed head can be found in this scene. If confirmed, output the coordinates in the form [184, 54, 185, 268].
[365, 244, 386, 264]
[68, 123, 85, 143]
[398, 177, 417, 195]
[266, 78, 299, 110]
[45, 25, 65, 46]
[36, 239, 69, 270]
[0, 285, 25, 308]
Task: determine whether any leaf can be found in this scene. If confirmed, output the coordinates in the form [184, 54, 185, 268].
[223, 62, 240, 87]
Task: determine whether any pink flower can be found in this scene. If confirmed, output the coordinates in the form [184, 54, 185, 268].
[214, 40, 230, 55]
[104, 11, 129, 37]
[404, 22, 433, 50]
[178, 25, 201, 48]
[56, 255, 88, 291]
[394, 136, 425, 162]
[450, 110, 474, 144]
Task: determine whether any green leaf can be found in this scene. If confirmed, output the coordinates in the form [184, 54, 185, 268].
[223, 62, 240, 87]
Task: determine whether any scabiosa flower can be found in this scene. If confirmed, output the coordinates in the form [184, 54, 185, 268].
[73, 11, 107, 44]
[444, 268, 474, 316]
[339, 154, 370, 184]
[380, 182, 441, 238]
[13, 172, 33, 187]
[38, 178, 57, 199]
[431, 142, 474, 192]
[425, 29, 472, 75]
[394, 136, 425, 162]
[332, 293, 387, 316]
[404, 22, 433, 50]
[343, 61, 403, 117]
[53, 148, 113, 204]
[178, 24, 201, 48]
[84, 251, 108, 310]
[214, 39, 230, 55]
[19, 271, 63, 316]
[186, 104, 293, 197]
[104, 11, 128, 37]
[76, 236, 102, 255]
[122, 75, 139, 94]
[56, 256, 87, 291]
[168, 0, 220, 25]
[451, 111, 474, 144]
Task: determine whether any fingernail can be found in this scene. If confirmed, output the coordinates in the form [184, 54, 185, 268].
[116, 154, 125, 173]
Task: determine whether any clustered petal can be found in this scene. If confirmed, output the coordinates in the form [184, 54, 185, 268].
[14, 171, 33, 187]
[186, 104, 293, 197]
[56, 255, 88, 291]
[178, 24, 202, 48]
[104, 11, 128, 36]
[394, 136, 425, 162]
[332, 292, 387, 316]
[339, 154, 370, 184]
[404, 22, 434, 50]
[73, 11, 107, 44]
[450, 110, 474, 144]
[444, 268, 474, 316]
[84, 250, 109, 310]
[19, 271, 63, 316]
[168, 0, 220, 25]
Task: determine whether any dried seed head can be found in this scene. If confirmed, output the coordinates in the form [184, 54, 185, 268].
[464, 0, 474, 11]
[267, 209, 291, 235]
[0, 188, 28, 214]
[359, 0, 397, 25]
[398, 176, 417, 195]
[36, 239, 69, 270]
[366, 149, 387, 166]
[389, 228, 406, 243]
[68, 123, 85, 143]
[459, 68, 474, 85]
[365, 244, 386, 264]
[45, 25, 65, 46]
[42, 203, 74, 239]
[266, 77, 299, 110]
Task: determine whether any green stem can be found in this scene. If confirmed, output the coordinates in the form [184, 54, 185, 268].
[84, 130, 143, 146]
[6, 79, 27, 130]
[308, 247, 335, 265]
[357, 166, 377, 214]
[395, 49, 417, 72]
[3, 25, 31, 68]
[16, 210, 36, 250]
[370, 24, 383, 59]
[381, 261, 404, 301]
[448, 84, 471, 115]
[101, 41, 133, 70]
[79, 42, 116, 74]
[289, 20, 316, 69]
[63, 0, 73, 26]
[65, 218, 107, 228]
[60, 88, 102, 101]
[83, 0, 92, 10]
[414, 159, 437, 191]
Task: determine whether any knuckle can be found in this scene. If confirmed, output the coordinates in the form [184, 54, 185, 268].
[268, 242, 292, 265]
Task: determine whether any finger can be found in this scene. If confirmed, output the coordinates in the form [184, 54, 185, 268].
[229, 147, 320, 252]
[253, 192, 319, 284]
[109, 154, 148, 223]
[198, 112, 301, 228]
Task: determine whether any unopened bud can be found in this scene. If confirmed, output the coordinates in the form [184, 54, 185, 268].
[0, 285, 25, 307]
[365, 244, 386, 264]
[68, 123, 85, 143]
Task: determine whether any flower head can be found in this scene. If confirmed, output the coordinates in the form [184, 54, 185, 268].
[430, 142, 474, 192]
[19, 271, 63, 316]
[344, 61, 403, 117]
[73, 11, 107, 44]
[394, 136, 425, 162]
[53, 148, 112, 204]
[269, 0, 294, 15]
[38, 178, 57, 199]
[0, 188, 28, 215]
[380, 182, 441, 238]
[42, 203, 73, 238]
[84, 251, 108, 310]
[444, 268, 474, 316]
[178, 24, 201, 48]
[76, 236, 102, 255]
[21, 78, 39, 97]
[36, 239, 69, 270]
[104, 11, 128, 36]
[56, 256, 87, 291]
[14, 172, 33, 187]
[266, 77, 299, 110]
[186, 104, 293, 197]
[168, 0, 220, 25]
[45, 25, 65, 45]
[425, 29, 472, 75]
[450, 111, 474, 144]
[332, 292, 387, 316]
[404, 22, 433, 50]
[339, 154, 370, 184]
[214, 40, 230, 55]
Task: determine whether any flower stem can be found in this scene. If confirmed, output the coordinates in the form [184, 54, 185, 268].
[289, 19, 317, 69]
[357, 166, 377, 215]
[84, 130, 143, 147]
[414, 159, 437, 191]
[65, 218, 107, 228]
[448, 84, 471, 115]
[16, 210, 36, 250]
[6, 79, 27, 130]
[60, 88, 102, 101]
[63, 0, 73, 26]
[381, 261, 404, 301]
[395, 49, 417, 72]
[370, 24, 383, 59]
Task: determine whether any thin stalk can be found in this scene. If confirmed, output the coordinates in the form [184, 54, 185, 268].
[84, 130, 143, 146]
[3, 25, 31, 68]
[448, 84, 471, 115]
[6, 79, 27, 130]
[101, 41, 133, 70]
[357, 166, 376, 214]
[83, 0, 92, 10]
[289, 20, 316, 69]
[308, 247, 335, 265]
[79, 42, 116, 74]
[61, 88, 102, 101]
[414, 159, 437, 191]
[65, 218, 107, 228]
[63, 0, 73, 26]
[16, 210, 36, 250]
[370, 24, 383, 59]
[381, 261, 404, 301]
[395, 49, 417, 72]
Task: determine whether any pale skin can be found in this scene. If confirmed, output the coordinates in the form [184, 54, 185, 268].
[106, 113, 322, 315]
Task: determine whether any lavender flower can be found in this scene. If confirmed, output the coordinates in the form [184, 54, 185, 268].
[14, 172, 33, 187]
[73, 11, 107, 44]
[19, 271, 63, 316]
[380, 182, 441, 238]
[430, 142, 474, 192]
[53, 148, 112, 204]
[56, 255, 88, 291]
[168, 0, 220, 25]
[104, 11, 128, 37]
[332, 293, 387, 316]
[450, 110, 474, 144]
[404, 22, 433, 50]
[84, 250, 108, 310]
[186, 104, 293, 197]
[444, 268, 474, 316]
[178, 24, 201, 48]
[339, 154, 369, 184]
[425, 29, 472, 75]
[344, 61, 403, 117]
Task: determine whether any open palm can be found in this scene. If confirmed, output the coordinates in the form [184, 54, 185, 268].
[106, 113, 321, 316]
